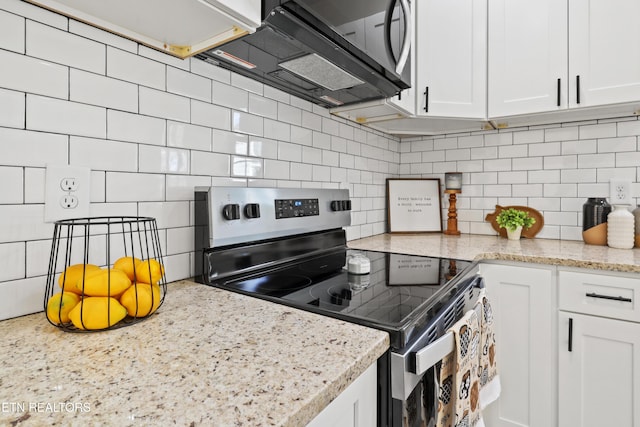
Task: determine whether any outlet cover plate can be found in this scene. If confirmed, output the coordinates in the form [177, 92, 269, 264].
[44, 164, 91, 222]
[609, 178, 632, 206]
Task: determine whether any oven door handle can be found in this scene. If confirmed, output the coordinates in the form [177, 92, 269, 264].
[412, 331, 454, 375]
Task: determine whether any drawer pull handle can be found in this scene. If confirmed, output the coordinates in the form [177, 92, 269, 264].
[585, 292, 632, 303]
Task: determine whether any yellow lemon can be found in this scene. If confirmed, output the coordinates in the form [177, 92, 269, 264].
[58, 264, 101, 295]
[113, 256, 142, 281]
[68, 297, 128, 330]
[76, 268, 132, 297]
[46, 292, 81, 324]
[135, 259, 165, 285]
[120, 283, 162, 317]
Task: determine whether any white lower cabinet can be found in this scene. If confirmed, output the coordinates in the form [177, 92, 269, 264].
[558, 270, 640, 427]
[479, 262, 557, 427]
[306, 361, 377, 427]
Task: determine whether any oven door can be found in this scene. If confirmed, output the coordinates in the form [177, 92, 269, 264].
[276, 0, 412, 84]
[388, 273, 484, 427]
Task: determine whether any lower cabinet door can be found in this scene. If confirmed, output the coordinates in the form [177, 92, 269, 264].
[558, 312, 640, 427]
[479, 263, 556, 427]
[306, 362, 377, 427]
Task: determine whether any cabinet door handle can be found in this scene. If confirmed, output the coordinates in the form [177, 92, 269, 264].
[576, 75, 581, 104]
[424, 87, 429, 113]
[568, 317, 573, 352]
[557, 78, 561, 106]
[585, 292, 632, 303]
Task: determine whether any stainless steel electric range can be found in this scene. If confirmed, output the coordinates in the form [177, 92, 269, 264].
[194, 186, 483, 427]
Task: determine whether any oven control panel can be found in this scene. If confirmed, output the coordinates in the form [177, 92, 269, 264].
[195, 186, 351, 248]
[275, 198, 319, 218]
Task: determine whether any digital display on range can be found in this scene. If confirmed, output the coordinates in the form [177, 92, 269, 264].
[275, 198, 319, 219]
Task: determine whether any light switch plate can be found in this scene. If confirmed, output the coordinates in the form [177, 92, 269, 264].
[44, 164, 91, 222]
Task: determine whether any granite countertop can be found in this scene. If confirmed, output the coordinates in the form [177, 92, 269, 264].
[348, 233, 640, 273]
[0, 280, 389, 427]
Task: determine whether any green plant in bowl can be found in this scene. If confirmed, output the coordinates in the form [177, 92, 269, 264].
[495, 208, 536, 232]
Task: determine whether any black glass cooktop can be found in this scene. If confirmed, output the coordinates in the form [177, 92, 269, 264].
[208, 248, 472, 348]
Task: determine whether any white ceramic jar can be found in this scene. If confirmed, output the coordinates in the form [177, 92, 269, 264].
[607, 205, 635, 249]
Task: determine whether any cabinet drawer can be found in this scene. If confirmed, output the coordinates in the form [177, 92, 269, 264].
[558, 271, 640, 322]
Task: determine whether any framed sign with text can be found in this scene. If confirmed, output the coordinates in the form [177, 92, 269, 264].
[386, 178, 442, 233]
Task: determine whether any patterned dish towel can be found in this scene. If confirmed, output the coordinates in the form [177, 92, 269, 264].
[437, 289, 501, 427]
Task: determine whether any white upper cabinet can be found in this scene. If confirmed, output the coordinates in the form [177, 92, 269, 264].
[569, 0, 640, 108]
[415, 0, 487, 118]
[24, 0, 261, 58]
[489, 0, 640, 118]
[488, 0, 567, 117]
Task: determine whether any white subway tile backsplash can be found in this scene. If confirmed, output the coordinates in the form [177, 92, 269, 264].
[484, 185, 512, 197]
[249, 93, 278, 119]
[139, 201, 189, 229]
[107, 47, 165, 90]
[596, 167, 636, 183]
[70, 69, 138, 112]
[70, 136, 137, 172]
[231, 155, 263, 178]
[166, 175, 211, 201]
[140, 87, 190, 122]
[322, 150, 340, 167]
[278, 103, 302, 126]
[543, 155, 577, 170]
[291, 162, 312, 181]
[578, 153, 615, 168]
[0, 204, 52, 242]
[561, 139, 596, 154]
[166, 227, 194, 255]
[69, 19, 136, 53]
[191, 151, 230, 176]
[615, 151, 640, 168]
[434, 137, 457, 150]
[545, 126, 578, 142]
[511, 157, 542, 171]
[301, 110, 322, 132]
[168, 66, 211, 102]
[471, 172, 498, 185]
[264, 118, 290, 141]
[26, 20, 105, 74]
[0, 167, 22, 204]
[471, 146, 497, 160]
[90, 170, 105, 202]
[484, 133, 512, 146]
[191, 100, 231, 130]
[190, 58, 230, 84]
[0, 276, 44, 320]
[422, 150, 445, 162]
[0, 49, 68, 99]
[618, 120, 640, 136]
[263, 85, 289, 104]
[0, 127, 67, 167]
[597, 136, 636, 153]
[108, 110, 166, 146]
[167, 121, 211, 151]
[528, 169, 560, 183]
[213, 81, 248, 111]
[231, 73, 263, 95]
[456, 160, 483, 173]
[139, 45, 188, 70]
[27, 94, 106, 138]
[445, 149, 470, 161]
[340, 153, 355, 169]
[105, 172, 165, 202]
[232, 111, 263, 136]
[498, 144, 528, 158]
[544, 183, 577, 197]
[529, 142, 561, 157]
[483, 158, 512, 171]
[249, 137, 278, 159]
[0, 88, 24, 128]
[513, 129, 544, 144]
[561, 168, 596, 183]
[24, 167, 44, 203]
[312, 165, 331, 182]
[498, 171, 528, 184]
[277, 141, 302, 162]
[577, 183, 609, 198]
[139, 145, 190, 174]
[210, 129, 248, 156]
[291, 125, 313, 147]
[263, 159, 290, 180]
[0, 9, 24, 53]
[579, 122, 616, 139]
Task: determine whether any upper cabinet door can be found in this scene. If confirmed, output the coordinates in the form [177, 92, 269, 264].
[415, 0, 487, 118]
[569, 0, 640, 108]
[488, 0, 568, 117]
[24, 0, 261, 58]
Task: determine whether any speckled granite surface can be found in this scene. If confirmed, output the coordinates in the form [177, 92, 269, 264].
[0, 281, 389, 427]
[348, 233, 640, 273]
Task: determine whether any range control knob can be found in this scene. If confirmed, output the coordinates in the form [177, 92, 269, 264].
[244, 203, 261, 219]
[331, 200, 352, 211]
[222, 203, 240, 220]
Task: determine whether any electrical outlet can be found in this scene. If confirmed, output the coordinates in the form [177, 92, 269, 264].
[60, 195, 79, 209]
[609, 179, 632, 205]
[45, 165, 91, 222]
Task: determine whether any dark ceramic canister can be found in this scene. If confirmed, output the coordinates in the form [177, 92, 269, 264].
[582, 198, 611, 245]
[582, 198, 611, 231]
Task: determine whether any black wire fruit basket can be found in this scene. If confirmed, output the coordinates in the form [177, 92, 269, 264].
[44, 217, 167, 332]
